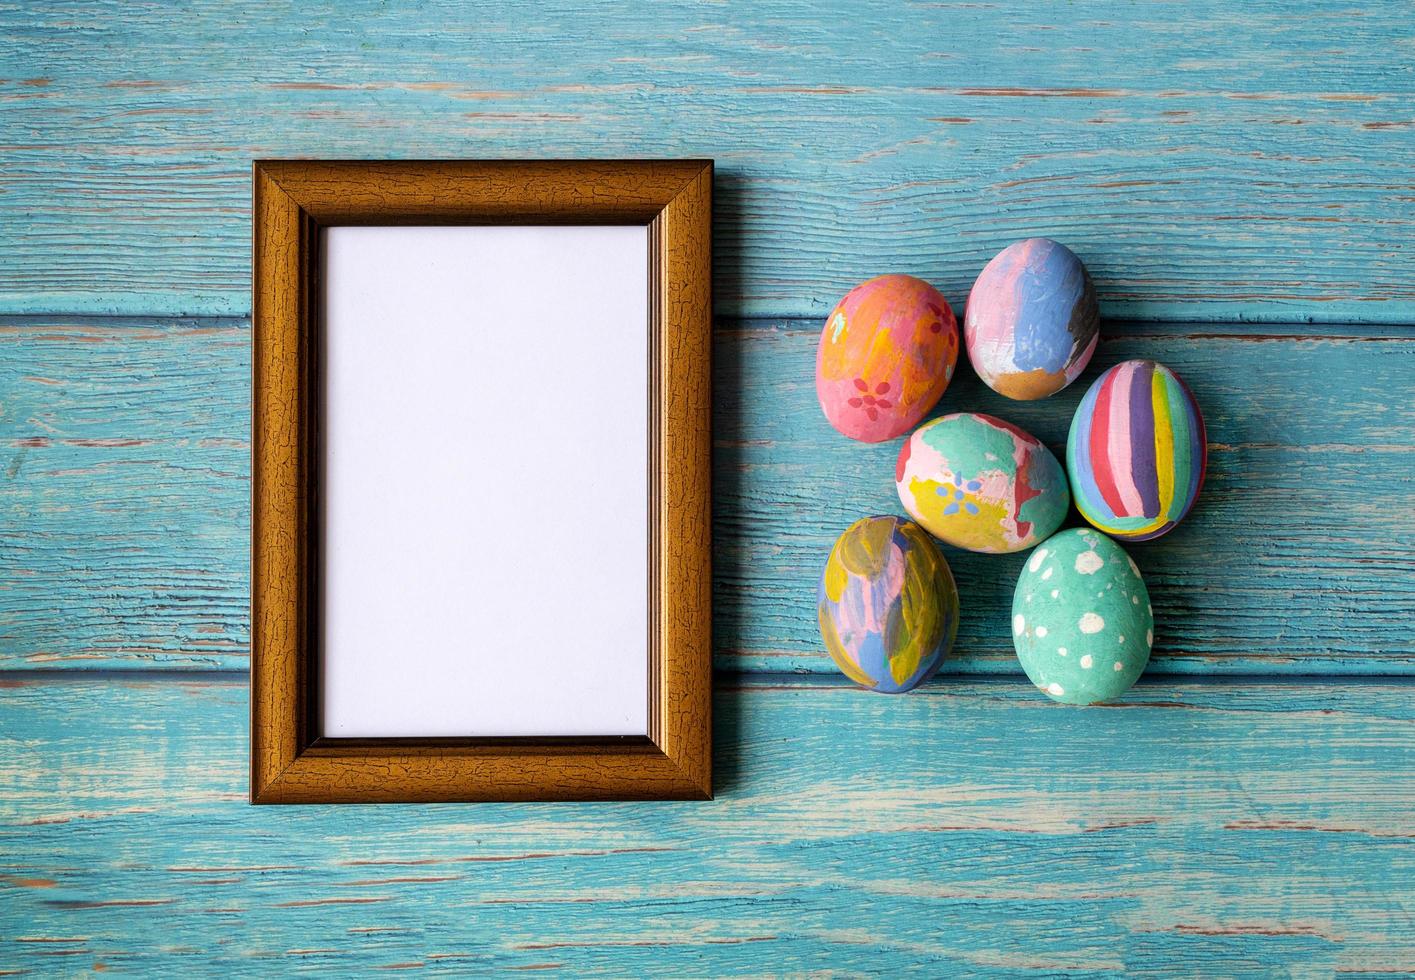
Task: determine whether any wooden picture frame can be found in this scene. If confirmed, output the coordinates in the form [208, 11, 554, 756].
[250, 160, 713, 803]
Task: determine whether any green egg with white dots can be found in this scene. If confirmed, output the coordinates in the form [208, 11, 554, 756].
[1012, 528, 1153, 705]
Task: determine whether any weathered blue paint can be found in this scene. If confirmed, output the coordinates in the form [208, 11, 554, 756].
[716, 321, 1415, 674]
[0, 676, 1410, 975]
[0, 318, 250, 669]
[2, 317, 1409, 673]
[1, 1, 1414, 321]
[2, 4, 1412, 973]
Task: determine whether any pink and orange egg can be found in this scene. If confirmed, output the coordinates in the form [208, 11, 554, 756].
[816, 274, 959, 442]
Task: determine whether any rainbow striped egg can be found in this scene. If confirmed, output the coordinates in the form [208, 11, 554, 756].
[1067, 360, 1206, 541]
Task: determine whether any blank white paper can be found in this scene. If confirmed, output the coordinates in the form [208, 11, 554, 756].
[320, 225, 649, 738]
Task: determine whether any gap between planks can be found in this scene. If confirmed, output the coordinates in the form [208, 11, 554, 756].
[0, 313, 1410, 339]
[3, 669, 1413, 690]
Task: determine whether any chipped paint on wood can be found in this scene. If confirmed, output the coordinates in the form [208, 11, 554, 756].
[1, 316, 1409, 673]
[715, 321, 1415, 674]
[0, 676, 1411, 974]
[1, 2, 1414, 320]
[1, 4, 1412, 972]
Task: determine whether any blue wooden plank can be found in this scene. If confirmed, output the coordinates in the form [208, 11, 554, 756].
[715, 321, 1415, 675]
[0, 318, 249, 668]
[0, 675, 1410, 975]
[2, 316, 1410, 673]
[2, 1, 1414, 321]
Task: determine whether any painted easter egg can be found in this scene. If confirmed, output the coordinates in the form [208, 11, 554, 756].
[816, 274, 959, 442]
[1067, 359, 1207, 541]
[818, 516, 960, 693]
[964, 238, 1099, 400]
[895, 413, 1069, 554]
[1012, 528, 1153, 705]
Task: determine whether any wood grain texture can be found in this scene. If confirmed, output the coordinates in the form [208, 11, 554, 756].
[3, 316, 1409, 674]
[250, 160, 712, 801]
[0, 317, 250, 668]
[3, 1, 1414, 321]
[3, 4, 1411, 973]
[0, 675, 1410, 975]
[716, 321, 1415, 675]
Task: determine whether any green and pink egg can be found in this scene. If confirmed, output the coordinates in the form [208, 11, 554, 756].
[895, 413, 1069, 554]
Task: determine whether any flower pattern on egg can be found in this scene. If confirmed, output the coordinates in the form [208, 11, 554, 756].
[934, 472, 982, 516]
[846, 378, 893, 422]
[816, 274, 959, 442]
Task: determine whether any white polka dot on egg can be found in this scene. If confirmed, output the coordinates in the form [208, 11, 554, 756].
[1010, 527, 1153, 707]
[1074, 551, 1103, 575]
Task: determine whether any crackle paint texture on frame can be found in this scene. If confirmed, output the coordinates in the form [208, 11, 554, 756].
[1067, 359, 1207, 541]
[817, 516, 960, 693]
[964, 238, 1099, 400]
[816, 274, 958, 442]
[1012, 528, 1154, 705]
[896, 413, 1070, 554]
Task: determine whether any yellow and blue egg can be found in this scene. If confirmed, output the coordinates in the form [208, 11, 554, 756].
[817, 516, 960, 693]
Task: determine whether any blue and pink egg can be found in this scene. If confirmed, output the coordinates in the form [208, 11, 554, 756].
[964, 238, 1099, 400]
